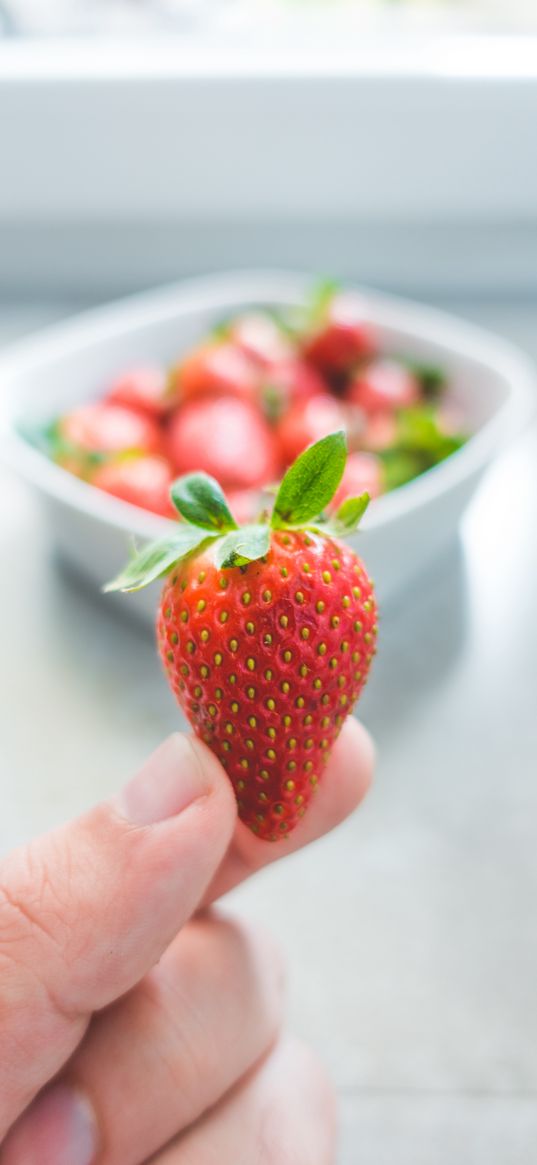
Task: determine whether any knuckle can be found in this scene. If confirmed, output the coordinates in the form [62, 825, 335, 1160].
[194, 910, 286, 1024]
[138, 913, 286, 1113]
[141, 966, 214, 1101]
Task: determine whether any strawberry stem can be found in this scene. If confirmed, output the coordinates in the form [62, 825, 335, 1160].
[104, 431, 370, 593]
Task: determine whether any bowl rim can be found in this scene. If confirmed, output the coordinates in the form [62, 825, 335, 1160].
[0, 269, 535, 540]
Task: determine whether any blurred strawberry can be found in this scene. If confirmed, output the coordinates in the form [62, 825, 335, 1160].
[59, 402, 163, 457]
[277, 394, 348, 466]
[303, 291, 376, 375]
[54, 451, 94, 479]
[92, 455, 176, 518]
[231, 312, 293, 367]
[362, 411, 398, 452]
[225, 488, 266, 525]
[347, 360, 420, 414]
[167, 396, 278, 489]
[330, 452, 384, 510]
[436, 402, 466, 437]
[174, 341, 259, 404]
[261, 358, 327, 422]
[405, 361, 447, 400]
[106, 366, 171, 418]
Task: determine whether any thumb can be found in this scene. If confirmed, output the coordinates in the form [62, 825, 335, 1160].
[0, 734, 236, 1137]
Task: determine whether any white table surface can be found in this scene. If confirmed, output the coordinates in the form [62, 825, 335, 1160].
[0, 296, 536, 1164]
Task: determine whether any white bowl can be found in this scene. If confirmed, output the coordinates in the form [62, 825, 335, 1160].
[0, 271, 534, 620]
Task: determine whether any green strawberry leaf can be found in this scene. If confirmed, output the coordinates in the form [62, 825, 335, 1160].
[209, 318, 233, 342]
[395, 408, 465, 462]
[261, 381, 285, 424]
[265, 305, 299, 342]
[20, 418, 112, 474]
[271, 431, 347, 530]
[17, 417, 59, 454]
[403, 360, 447, 399]
[280, 279, 339, 343]
[171, 473, 238, 532]
[103, 527, 214, 593]
[334, 492, 370, 528]
[306, 277, 339, 328]
[321, 492, 370, 537]
[215, 523, 271, 569]
[397, 407, 441, 451]
[378, 448, 424, 491]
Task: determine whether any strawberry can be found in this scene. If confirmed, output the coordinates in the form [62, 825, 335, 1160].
[106, 366, 171, 418]
[330, 452, 384, 509]
[92, 455, 176, 518]
[302, 287, 376, 375]
[230, 312, 293, 367]
[346, 359, 420, 414]
[277, 394, 348, 466]
[225, 488, 267, 526]
[174, 341, 259, 404]
[59, 402, 162, 457]
[167, 396, 278, 489]
[261, 358, 327, 421]
[106, 432, 377, 841]
[362, 411, 398, 452]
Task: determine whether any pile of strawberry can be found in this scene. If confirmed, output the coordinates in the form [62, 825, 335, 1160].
[43, 282, 465, 523]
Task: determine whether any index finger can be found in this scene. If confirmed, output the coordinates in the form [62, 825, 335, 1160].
[203, 716, 375, 904]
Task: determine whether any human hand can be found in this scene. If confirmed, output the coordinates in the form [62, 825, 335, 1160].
[0, 720, 374, 1164]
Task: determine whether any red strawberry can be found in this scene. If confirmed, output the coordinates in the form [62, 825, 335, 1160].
[261, 358, 326, 421]
[330, 452, 384, 509]
[347, 359, 420, 414]
[226, 488, 266, 525]
[92, 455, 176, 518]
[303, 291, 376, 375]
[231, 312, 293, 367]
[362, 411, 398, 452]
[277, 394, 348, 466]
[174, 341, 259, 404]
[167, 396, 278, 489]
[106, 366, 171, 418]
[59, 402, 162, 457]
[106, 432, 377, 841]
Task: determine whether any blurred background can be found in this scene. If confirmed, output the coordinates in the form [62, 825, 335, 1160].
[1, 4, 536, 1164]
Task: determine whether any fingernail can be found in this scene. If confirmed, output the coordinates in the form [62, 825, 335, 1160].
[1, 1085, 97, 1165]
[118, 734, 209, 825]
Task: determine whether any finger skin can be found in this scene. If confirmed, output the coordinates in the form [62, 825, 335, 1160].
[61, 915, 284, 1165]
[204, 716, 375, 904]
[0, 736, 236, 1135]
[152, 1036, 337, 1165]
[0, 718, 373, 1142]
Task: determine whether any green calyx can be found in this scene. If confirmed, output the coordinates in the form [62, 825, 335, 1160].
[378, 406, 465, 490]
[19, 418, 107, 471]
[104, 431, 370, 593]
